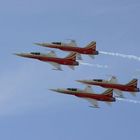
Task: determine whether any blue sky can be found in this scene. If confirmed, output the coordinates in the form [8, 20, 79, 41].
[0, 0, 140, 139]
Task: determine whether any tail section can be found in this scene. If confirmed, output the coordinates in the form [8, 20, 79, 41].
[126, 79, 138, 88]
[84, 41, 96, 50]
[102, 89, 113, 97]
[65, 52, 77, 61]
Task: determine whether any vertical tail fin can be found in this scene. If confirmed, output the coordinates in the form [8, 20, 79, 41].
[126, 79, 138, 88]
[65, 52, 77, 61]
[102, 89, 113, 97]
[85, 41, 96, 50]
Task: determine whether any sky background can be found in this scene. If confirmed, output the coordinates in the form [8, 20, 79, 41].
[0, 0, 140, 139]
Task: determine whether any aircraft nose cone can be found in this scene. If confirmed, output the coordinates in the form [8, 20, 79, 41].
[14, 53, 24, 57]
[34, 42, 50, 47]
[49, 89, 58, 92]
[76, 80, 85, 83]
[34, 43, 42, 46]
[49, 89, 63, 94]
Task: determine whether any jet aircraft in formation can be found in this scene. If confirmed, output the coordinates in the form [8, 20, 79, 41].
[15, 51, 78, 70]
[50, 86, 115, 108]
[15, 40, 98, 70]
[35, 40, 98, 60]
[77, 76, 140, 97]
[15, 40, 140, 108]
[50, 77, 140, 107]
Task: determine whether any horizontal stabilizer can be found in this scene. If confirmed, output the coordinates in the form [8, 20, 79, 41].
[76, 53, 82, 60]
[114, 89, 124, 98]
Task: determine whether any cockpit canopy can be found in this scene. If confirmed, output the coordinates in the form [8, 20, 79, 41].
[30, 52, 40, 55]
[93, 79, 103, 82]
[52, 42, 61, 45]
[67, 88, 77, 91]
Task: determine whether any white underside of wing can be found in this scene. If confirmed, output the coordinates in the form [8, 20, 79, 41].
[49, 62, 62, 70]
[130, 92, 137, 96]
[88, 55, 95, 59]
[108, 76, 118, 84]
[104, 101, 112, 106]
[84, 85, 93, 93]
[46, 51, 57, 57]
[84, 98, 99, 108]
[68, 65, 75, 70]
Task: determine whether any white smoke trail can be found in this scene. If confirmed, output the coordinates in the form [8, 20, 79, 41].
[99, 51, 140, 62]
[116, 97, 140, 104]
[78, 61, 108, 69]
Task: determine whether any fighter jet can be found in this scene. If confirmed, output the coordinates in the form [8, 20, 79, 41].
[15, 51, 79, 70]
[50, 86, 115, 108]
[77, 76, 140, 97]
[35, 40, 99, 60]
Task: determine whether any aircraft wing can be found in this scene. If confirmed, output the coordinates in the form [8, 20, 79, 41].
[108, 76, 118, 84]
[130, 92, 137, 96]
[84, 85, 93, 93]
[68, 40, 77, 47]
[49, 62, 62, 70]
[85, 98, 99, 108]
[88, 55, 95, 59]
[104, 101, 112, 106]
[68, 65, 75, 70]
[47, 51, 57, 57]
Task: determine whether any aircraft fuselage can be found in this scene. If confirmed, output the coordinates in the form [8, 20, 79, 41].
[51, 89, 116, 102]
[81, 81, 140, 92]
[16, 53, 79, 66]
[41, 44, 99, 55]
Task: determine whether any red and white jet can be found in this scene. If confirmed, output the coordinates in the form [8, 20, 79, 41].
[77, 76, 140, 97]
[50, 86, 115, 108]
[15, 51, 79, 70]
[35, 40, 99, 60]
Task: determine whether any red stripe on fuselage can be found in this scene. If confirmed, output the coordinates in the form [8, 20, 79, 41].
[27, 55, 78, 66]
[85, 82, 138, 92]
[46, 45, 97, 54]
[60, 90, 114, 102]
